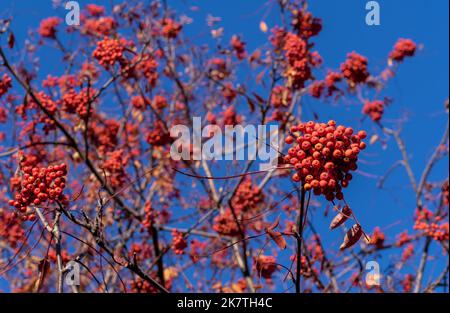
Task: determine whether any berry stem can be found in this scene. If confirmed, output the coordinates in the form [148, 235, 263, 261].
[296, 184, 306, 293]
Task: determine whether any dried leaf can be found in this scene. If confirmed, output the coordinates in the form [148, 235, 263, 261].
[246, 97, 256, 112]
[267, 229, 287, 250]
[339, 224, 362, 251]
[8, 32, 15, 49]
[252, 92, 266, 104]
[370, 134, 379, 145]
[259, 21, 268, 33]
[330, 205, 352, 230]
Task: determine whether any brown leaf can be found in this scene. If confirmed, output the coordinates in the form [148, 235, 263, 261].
[252, 92, 266, 104]
[259, 21, 268, 33]
[339, 224, 363, 251]
[246, 97, 256, 112]
[369, 134, 379, 145]
[8, 32, 15, 49]
[267, 229, 287, 250]
[330, 205, 352, 230]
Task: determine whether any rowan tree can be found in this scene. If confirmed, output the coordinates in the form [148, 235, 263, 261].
[0, 0, 448, 293]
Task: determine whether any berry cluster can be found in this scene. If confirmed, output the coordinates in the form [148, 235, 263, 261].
[62, 88, 94, 118]
[222, 105, 242, 127]
[270, 85, 292, 108]
[395, 231, 412, 247]
[231, 178, 264, 214]
[146, 120, 171, 146]
[362, 100, 385, 121]
[83, 16, 117, 37]
[284, 120, 367, 201]
[401, 274, 414, 293]
[101, 149, 128, 188]
[171, 229, 188, 255]
[213, 210, 240, 237]
[86, 4, 106, 16]
[283, 32, 313, 89]
[134, 54, 159, 88]
[254, 255, 277, 280]
[161, 18, 182, 39]
[141, 203, 157, 230]
[152, 95, 168, 110]
[389, 39, 417, 62]
[230, 35, 247, 60]
[340, 52, 370, 86]
[92, 37, 126, 69]
[9, 161, 68, 212]
[369, 227, 385, 249]
[0, 209, 25, 248]
[401, 244, 414, 262]
[309, 71, 343, 99]
[0, 74, 12, 98]
[291, 9, 322, 39]
[89, 119, 120, 153]
[414, 208, 449, 242]
[39, 17, 62, 38]
[131, 95, 147, 110]
[221, 83, 237, 103]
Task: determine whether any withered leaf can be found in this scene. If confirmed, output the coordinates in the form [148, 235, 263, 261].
[8, 32, 15, 49]
[267, 229, 287, 250]
[339, 224, 362, 251]
[330, 205, 352, 230]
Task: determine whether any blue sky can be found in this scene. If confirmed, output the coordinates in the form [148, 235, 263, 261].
[1, 0, 449, 292]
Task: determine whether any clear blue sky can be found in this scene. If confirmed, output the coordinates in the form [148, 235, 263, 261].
[1, 0, 448, 292]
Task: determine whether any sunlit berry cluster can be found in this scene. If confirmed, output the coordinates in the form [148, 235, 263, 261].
[171, 229, 188, 255]
[161, 18, 182, 39]
[270, 85, 292, 108]
[0, 209, 25, 248]
[86, 4, 106, 16]
[92, 37, 126, 69]
[413, 208, 449, 242]
[230, 178, 264, 214]
[283, 32, 313, 89]
[89, 119, 120, 153]
[131, 95, 147, 110]
[284, 120, 367, 201]
[62, 88, 94, 118]
[0, 74, 12, 98]
[141, 203, 157, 230]
[213, 209, 240, 237]
[38, 17, 62, 38]
[222, 105, 242, 127]
[362, 100, 385, 121]
[152, 95, 168, 110]
[83, 16, 117, 37]
[401, 244, 414, 262]
[389, 39, 417, 62]
[31, 91, 58, 134]
[230, 35, 247, 60]
[340, 52, 370, 86]
[134, 54, 159, 88]
[369, 227, 385, 249]
[9, 160, 68, 212]
[221, 83, 237, 103]
[101, 149, 128, 188]
[146, 120, 171, 146]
